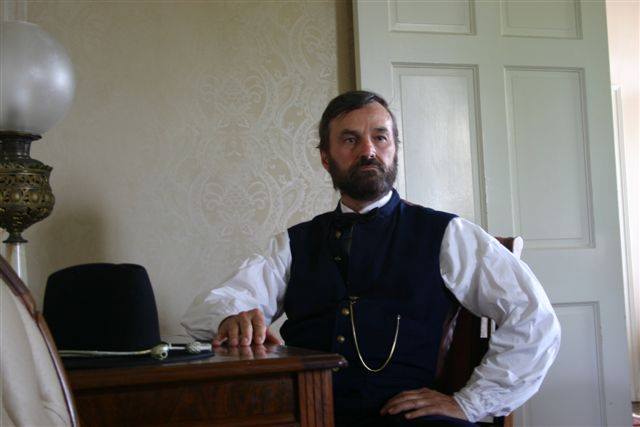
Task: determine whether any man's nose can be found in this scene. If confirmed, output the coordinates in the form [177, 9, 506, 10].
[360, 137, 376, 158]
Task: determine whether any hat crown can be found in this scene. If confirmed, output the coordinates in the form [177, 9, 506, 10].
[43, 263, 160, 352]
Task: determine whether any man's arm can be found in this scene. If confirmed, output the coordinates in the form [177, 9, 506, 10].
[440, 217, 561, 422]
[180, 231, 291, 344]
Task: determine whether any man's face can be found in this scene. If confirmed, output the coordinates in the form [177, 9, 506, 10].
[321, 102, 398, 202]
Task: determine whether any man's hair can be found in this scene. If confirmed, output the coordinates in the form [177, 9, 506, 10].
[317, 90, 399, 152]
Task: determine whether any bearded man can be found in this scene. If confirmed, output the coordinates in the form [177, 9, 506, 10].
[181, 91, 560, 426]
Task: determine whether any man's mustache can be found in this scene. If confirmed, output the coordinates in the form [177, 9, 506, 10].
[350, 157, 385, 174]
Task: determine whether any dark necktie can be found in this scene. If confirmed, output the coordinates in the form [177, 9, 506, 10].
[332, 207, 379, 231]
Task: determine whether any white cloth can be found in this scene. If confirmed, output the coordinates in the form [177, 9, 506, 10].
[181, 195, 560, 422]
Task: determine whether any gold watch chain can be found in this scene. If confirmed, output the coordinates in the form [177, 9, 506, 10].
[348, 299, 401, 373]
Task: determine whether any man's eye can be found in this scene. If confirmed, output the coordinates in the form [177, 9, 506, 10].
[376, 135, 388, 142]
[344, 137, 356, 144]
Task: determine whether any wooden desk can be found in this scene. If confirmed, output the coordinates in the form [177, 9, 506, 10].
[67, 345, 346, 427]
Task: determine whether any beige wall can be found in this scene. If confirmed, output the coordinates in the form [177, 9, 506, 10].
[23, 0, 355, 336]
[606, 0, 640, 401]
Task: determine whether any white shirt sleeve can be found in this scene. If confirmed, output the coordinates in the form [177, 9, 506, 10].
[180, 231, 291, 341]
[441, 217, 561, 422]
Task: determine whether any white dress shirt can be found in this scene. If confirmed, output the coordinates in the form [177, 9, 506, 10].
[181, 192, 561, 422]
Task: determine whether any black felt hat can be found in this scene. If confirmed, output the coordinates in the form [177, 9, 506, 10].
[43, 263, 212, 369]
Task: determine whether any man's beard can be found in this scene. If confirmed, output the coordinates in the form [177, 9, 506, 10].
[327, 153, 398, 202]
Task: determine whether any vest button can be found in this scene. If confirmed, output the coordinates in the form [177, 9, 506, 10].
[334, 256, 342, 262]
[332, 367, 340, 372]
[341, 307, 350, 316]
[335, 230, 342, 239]
[336, 335, 345, 343]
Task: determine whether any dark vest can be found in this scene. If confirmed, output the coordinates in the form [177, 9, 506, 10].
[281, 190, 457, 413]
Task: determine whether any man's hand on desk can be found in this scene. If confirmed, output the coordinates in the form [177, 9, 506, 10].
[212, 308, 283, 347]
[380, 387, 467, 421]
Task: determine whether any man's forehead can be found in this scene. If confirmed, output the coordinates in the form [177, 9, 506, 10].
[330, 102, 394, 131]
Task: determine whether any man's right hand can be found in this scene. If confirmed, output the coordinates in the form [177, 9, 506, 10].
[212, 308, 283, 347]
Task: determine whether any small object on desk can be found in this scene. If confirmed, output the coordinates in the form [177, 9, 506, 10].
[59, 341, 212, 361]
[172, 341, 213, 354]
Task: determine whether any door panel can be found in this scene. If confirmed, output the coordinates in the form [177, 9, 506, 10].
[504, 67, 593, 249]
[388, 0, 475, 35]
[393, 65, 485, 224]
[524, 302, 606, 426]
[500, 0, 582, 39]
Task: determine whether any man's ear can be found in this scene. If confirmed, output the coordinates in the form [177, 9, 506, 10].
[320, 150, 330, 172]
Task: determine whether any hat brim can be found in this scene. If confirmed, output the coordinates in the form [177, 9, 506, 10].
[62, 348, 214, 370]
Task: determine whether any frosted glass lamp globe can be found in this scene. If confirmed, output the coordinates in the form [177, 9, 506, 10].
[0, 20, 75, 135]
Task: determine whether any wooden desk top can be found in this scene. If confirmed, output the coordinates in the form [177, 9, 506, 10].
[68, 345, 346, 389]
[67, 346, 346, 427]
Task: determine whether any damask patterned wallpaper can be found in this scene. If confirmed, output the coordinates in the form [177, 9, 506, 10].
[24, 1, 355, 336]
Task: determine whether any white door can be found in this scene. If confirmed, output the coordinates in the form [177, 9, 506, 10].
[354, 1, 631, 426]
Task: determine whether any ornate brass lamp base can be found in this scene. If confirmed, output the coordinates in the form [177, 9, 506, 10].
[0, 131, 55, 282]
[0, 131, 55, 244]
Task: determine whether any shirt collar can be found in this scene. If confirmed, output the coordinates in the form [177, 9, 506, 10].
[339, 190, 393, 214]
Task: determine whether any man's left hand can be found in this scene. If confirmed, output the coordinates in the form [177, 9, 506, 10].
[380, 387, 467, 420]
